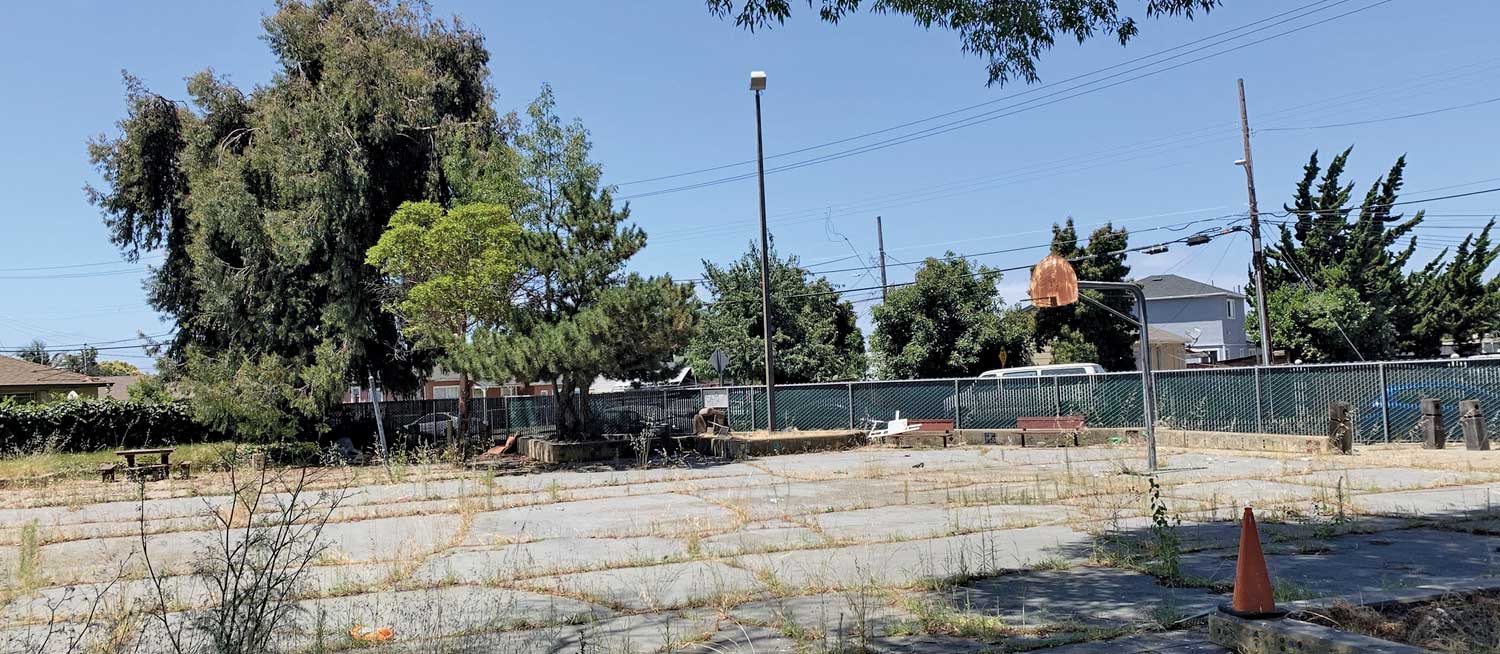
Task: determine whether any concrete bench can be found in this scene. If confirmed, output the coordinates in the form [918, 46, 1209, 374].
[1016, 415, 1086, 431]
[175, 461, 192, 480]
[1016, 415, 1087, 447]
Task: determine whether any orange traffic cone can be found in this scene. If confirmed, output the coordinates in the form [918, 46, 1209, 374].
[1225, 506, 1283, 618]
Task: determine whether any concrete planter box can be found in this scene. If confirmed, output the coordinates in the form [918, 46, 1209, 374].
[697, 430, 864, 458]
[1209, 579, 1500, 653]
[520, 437, 676, 464]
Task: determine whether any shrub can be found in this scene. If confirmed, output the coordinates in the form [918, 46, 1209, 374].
[0, 399, 221, 454]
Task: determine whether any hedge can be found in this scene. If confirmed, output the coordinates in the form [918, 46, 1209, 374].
[0, 399, 223, 454]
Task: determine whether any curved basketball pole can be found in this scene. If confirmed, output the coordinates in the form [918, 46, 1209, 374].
[1075, 281, 1158, 473]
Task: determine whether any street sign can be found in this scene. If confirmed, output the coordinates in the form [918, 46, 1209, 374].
[709, 350, 729, 375]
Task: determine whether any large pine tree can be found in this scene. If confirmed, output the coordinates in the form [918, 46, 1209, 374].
[453, 91, 698, 439]
[87, 0, 512, 436]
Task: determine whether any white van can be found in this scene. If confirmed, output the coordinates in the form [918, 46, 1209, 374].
[977, 363, 1105, 380]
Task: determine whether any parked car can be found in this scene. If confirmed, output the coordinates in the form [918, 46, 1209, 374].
[596, 407, 648, 435]
[402, 412, 488, 439]
[977, 363, 1106, 380]
[1358, 382, 1500, 440]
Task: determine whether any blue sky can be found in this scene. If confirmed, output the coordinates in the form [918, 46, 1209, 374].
[2, 0, 1497, 369]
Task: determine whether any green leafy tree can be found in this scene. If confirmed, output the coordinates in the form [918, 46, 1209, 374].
[707, 0, 1220, 86]
[689, 242, 866, 384]
[95, 360, 143, 376]
[1049, 326, 1100, 365]
[87, 0, 511, 433]
[1249, 149, 1429, 362]
[1034, 219, 1136, 370]
[366, 201, 523, 437]
[16, 340, 51, 366]
[455, 94, 698, 439]
[870, 254, 1030, 378]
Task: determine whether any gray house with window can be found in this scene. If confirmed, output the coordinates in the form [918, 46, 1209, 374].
[1136, 274, 1254, 364]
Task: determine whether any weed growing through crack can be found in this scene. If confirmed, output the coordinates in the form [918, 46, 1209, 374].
[16, 520, 42, 592]
[1147, 477, 1183, 582]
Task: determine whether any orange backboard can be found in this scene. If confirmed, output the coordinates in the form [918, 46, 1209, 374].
[1029, 254, 1079, 308]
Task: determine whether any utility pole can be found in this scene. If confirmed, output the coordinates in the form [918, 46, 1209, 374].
[1237, 78, 1274, 367]
[876, 215, 889, 301]
[751, 71, 777, 431]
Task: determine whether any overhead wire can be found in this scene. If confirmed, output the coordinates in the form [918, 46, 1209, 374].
[615, 0, 1351, 188]
[619, 0, 1393, 201]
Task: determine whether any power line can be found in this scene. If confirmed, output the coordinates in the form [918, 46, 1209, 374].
[709, 226, 1237, 304]
[0, 255, 162, 273]
[1259, 95, 1500, 132]
[620, 0, 1391, 201]
[615, 0, 1351, 189]
[1260, 186, 1500, 219]
[642, 63, 1498, 249]
[0, 331, 174, 352]
[0, 267, 152, 280]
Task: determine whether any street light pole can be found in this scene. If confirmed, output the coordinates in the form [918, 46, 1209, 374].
[1237, 78, 1274, 367]
[751, 71, 777, 432]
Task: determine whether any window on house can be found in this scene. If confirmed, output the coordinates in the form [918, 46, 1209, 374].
[1, 392, 35, 404]
[1226, 299, 1236, 319]
[349, 386, 362, 402]
[432, 385, 460, 400]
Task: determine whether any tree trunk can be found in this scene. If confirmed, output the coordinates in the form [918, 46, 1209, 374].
[457, 371, 470, 439]
[553, 377, 591, 441]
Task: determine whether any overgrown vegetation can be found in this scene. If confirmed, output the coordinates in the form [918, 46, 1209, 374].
[0, 399, 217, 455]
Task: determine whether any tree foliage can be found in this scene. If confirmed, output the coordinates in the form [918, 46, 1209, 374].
[453, 93, 698, 438]
[1034, 219, 1136, 370]
[17, 340, 51, 366]
[87, 0, 511, 432]
[870, 255, 1030, 378]
[1248, 149, 1500, 362]
[95, 360, 143, 376]
[706, 0, 1220, 86]
[366, 200, 522, 436]
[689, 242, 866, 384]
[1408, 221, 1499, 357]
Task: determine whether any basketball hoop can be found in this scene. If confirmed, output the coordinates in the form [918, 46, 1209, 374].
[1029, 254, 1079, 307]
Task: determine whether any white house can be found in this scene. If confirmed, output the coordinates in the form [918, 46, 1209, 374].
[1136, 274, 1255, 364]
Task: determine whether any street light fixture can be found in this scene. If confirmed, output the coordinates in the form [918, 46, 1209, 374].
[751, 70, 777, 431]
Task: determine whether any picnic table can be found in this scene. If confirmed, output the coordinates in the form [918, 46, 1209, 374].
[102, 447, 184, 482]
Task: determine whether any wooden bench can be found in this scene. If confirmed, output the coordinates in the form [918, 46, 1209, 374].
[176, 461, 192, 480]
[99, 463, 119, 483]
[1016, 415, 1086, 447]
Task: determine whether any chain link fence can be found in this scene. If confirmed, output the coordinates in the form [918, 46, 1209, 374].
[333, 358, 1500, 445]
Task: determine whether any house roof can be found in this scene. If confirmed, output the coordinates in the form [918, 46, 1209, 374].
[0, 355, 108, 388]
[97, 375, 142, 400]
[1138, 274, 1244, 300]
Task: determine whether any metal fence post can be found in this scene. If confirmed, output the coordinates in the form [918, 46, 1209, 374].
[953, 378, 961, 429]
[750, 388, 757, 432]
[1377, 362, 1391, 443]
[1053, 376, 1062, 417]
[1253, 366, 1263, 434]
[847, 382, 855, 428]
